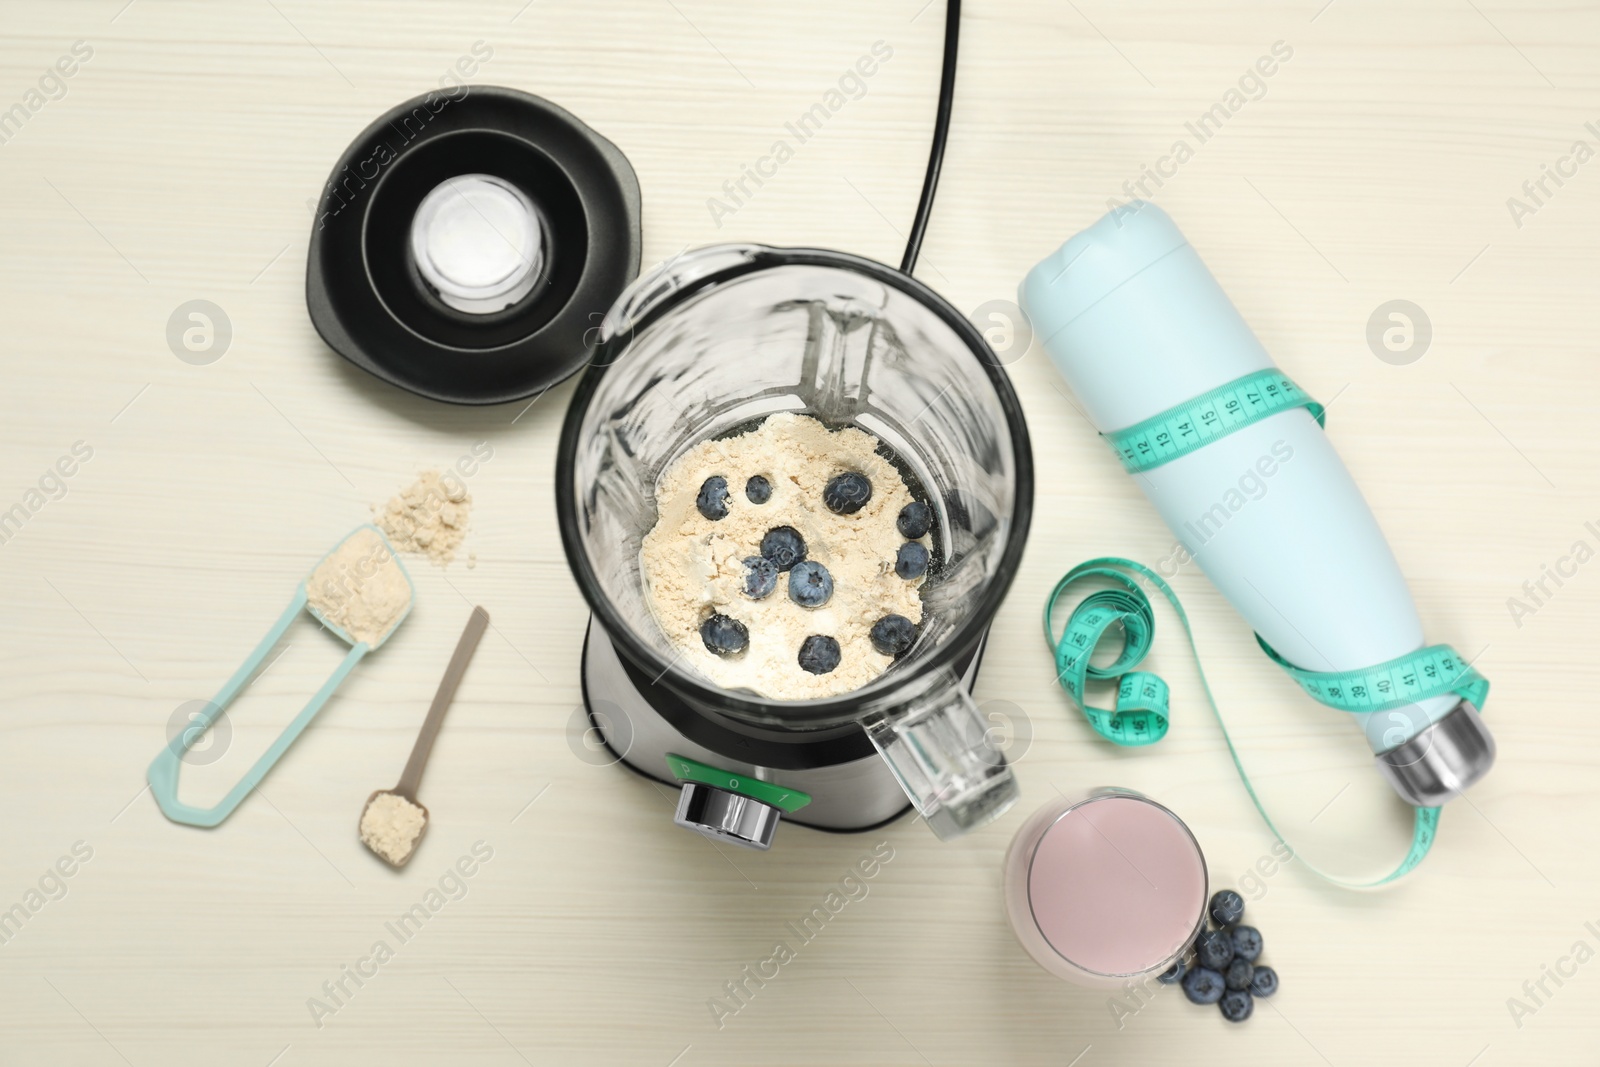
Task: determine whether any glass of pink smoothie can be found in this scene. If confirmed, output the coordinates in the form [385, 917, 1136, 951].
[1003, 788, 1207, 987]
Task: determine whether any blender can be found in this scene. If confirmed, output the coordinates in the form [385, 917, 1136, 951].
[556, 243, 1033, 848]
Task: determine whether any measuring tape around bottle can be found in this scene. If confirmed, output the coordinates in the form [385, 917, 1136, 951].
[1103, 368, 1325, 474]
[1044, 557, 1490, 888]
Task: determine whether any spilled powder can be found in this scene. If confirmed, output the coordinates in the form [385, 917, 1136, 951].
[306, 527, 412, 646]
[360, 791, 427, 865]
[375, 470, 471, 565]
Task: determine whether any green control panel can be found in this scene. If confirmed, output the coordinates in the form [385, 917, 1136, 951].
[665, 753, 813, 813]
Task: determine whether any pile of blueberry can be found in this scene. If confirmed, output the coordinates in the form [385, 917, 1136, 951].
[692, 471, 930, 675]
[1160, 890, 1279, 1023]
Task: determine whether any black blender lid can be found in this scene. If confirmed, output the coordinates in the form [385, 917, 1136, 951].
[306, 86, 642, 405]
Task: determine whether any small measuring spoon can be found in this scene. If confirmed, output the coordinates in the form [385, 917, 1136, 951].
[360, 605, 489, 867]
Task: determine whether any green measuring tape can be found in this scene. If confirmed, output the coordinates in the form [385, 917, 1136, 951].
[1044, 558, 1490, 888]
[1256, 638, 1489, 717]
[1103, 368, 1325, 474]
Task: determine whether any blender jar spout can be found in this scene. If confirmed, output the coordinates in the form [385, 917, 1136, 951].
[863, 668, 1020, 839]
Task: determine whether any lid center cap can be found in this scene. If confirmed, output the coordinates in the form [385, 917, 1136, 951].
[410, 174, 543, 314]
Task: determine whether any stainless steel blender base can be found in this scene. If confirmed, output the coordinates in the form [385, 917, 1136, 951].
[580, 620, 989, 836]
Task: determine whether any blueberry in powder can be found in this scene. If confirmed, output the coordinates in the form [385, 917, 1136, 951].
[869, 614, 917, 657]
[798, 635, 841, 674]
[894, 542, 929, 580]
[745, 475, 772, 504]
[822, 472, 872, 515]
[759, 526, 807, 571]
[696, 476, 730, 521]
[699, 614, 748, 656]
[787, 561, 834, 608]
[896, 501, 932, 539]
[741, 556, 778, 599]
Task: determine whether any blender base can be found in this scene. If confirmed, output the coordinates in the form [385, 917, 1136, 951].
[579, 619, 988, 834]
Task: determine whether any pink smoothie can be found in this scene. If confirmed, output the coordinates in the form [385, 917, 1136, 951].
[1025, 794, 1206, 978]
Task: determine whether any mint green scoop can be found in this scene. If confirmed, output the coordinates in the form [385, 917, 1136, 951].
[148, 524, 414, 828]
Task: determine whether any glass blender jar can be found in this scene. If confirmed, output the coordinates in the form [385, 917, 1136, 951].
[556, 244, 1033, 844]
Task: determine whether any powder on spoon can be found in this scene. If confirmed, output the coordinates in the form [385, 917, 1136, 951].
[360, 791, 427, 865]
[305, 527, 412, 646]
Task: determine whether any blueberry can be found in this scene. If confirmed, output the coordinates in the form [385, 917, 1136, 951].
[1218, 989, 1254, 1023]
[1208, 889, 1245, 928]
[696, 476, 730, 521]
[897, 501, 932, 539]
[745, 475, 772, 504]
[1157, 957, 1187, 985]
[787, 561, 834, 608]
[1229, 925, 1263, 963]
[699, 614, 748, 656]
[823, 471, 872, 515]
[869, 614, 917, 657]
[1250, 965, 1278, 998]
[1180, 966, 1225, 1006]
[1196, 928, 1234, 971]
[741, 556, 778, 599]
[760, 526, 807, 571]
[798, 635, 841, 674]
[1225, 959, 1255, 991]
[894, 542, 929, 580]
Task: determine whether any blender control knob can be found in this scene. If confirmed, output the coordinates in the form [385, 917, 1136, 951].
[673, 782, 781, 850]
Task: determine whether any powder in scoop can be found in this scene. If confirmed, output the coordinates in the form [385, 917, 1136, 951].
[375, 470, 471, 565]
[360, 791, 427, 865]
[306, 527, 412, 646]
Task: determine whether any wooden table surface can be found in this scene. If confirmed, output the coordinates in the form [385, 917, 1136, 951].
[2, 1, 1597, 1064]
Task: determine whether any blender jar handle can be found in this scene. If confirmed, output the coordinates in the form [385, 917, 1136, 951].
[863, 667, 1020, 840]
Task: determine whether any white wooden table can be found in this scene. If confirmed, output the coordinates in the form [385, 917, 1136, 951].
[2, 1, 1597, 1063]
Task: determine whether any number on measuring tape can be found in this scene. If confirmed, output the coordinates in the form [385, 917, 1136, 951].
[1102, 368, 1326, 474]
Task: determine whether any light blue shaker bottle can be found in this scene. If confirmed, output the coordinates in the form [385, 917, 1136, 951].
[1020, 202, 1494, 805]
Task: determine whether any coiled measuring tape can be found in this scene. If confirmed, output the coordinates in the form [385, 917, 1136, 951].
[1044, 559, 1490, 888]
[1103, 368, 1325, 474]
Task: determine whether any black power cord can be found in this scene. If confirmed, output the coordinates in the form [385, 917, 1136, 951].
[900, 0, 961, 276]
